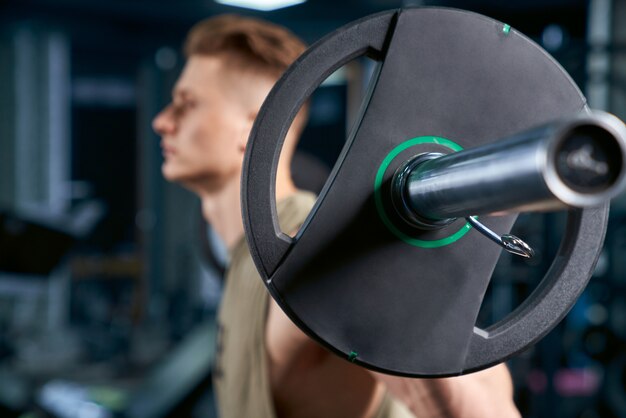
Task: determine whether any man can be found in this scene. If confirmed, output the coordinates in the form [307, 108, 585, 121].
[152, 14, 521, 418]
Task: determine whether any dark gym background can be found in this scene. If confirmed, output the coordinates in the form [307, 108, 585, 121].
[0, 0, 625, 417]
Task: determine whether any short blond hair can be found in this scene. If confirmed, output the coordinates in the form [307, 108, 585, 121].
[184, 14, 306, 80]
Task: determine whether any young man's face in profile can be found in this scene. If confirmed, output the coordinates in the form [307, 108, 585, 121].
[152, 55, 272, 193]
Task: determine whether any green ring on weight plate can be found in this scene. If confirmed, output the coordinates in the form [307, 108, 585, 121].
[374, 136, 472, 248]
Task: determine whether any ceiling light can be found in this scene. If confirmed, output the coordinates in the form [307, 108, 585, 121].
[215, 0, 306, 11]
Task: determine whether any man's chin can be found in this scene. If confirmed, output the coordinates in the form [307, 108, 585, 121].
[161, 166, 220, 194]
[161, 164, 194, 185]
[161, 165, 179, 182]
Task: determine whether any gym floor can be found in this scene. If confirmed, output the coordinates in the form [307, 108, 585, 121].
[0, 0, 625, 417]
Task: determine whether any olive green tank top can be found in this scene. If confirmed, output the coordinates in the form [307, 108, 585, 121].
[213, 191, 414, 418]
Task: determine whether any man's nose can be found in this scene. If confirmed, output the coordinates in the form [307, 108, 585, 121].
[153, 105, 175, 136]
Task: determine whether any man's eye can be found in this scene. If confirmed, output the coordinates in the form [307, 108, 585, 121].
[173, 100, 196, 115]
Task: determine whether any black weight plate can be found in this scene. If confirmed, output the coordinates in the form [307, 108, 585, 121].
[242, 7, 608, 376]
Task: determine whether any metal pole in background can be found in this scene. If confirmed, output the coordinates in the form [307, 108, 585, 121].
[587, 0, 626, 211]
[587, 0, 612, 111]
[12, 27, 71, 213]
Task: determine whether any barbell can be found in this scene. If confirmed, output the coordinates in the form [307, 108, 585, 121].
[241, 7, 626, 376]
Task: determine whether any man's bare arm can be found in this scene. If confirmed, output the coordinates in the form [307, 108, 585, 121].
[373, 364, 521, 418]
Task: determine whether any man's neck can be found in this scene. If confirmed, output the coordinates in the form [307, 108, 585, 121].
[199, 176, 243, 250]
[199, 174, 297, 251]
